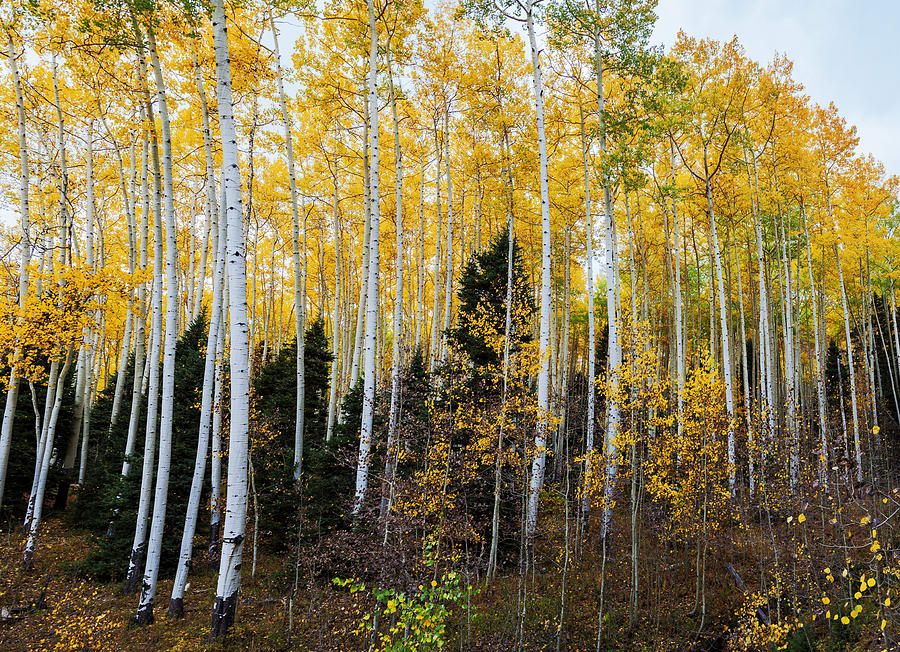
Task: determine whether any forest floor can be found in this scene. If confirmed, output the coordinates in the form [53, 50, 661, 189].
[0, 505, 884, 651]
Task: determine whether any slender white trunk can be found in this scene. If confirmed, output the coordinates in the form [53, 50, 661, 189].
[429, 132, 443, 372]
[270, 11, 305, 479]
[23, 348, 74, 570]
[136, 25, 180, 624]
[440, 110, 454, 364]
[525, 0, 553, 540]
[0, 34, 32, 510]
[195, 44, 218, 321]
[415, 166, 425, 351]
[750, 153, 775, 437]
[351, 116, 372, 388]
[803, 209, 828, 490]
[212, 0, 252, 634]
[835, 245, 862, 482]
[97, 108, 135, 438]
[595, 24, 621, 541]
[125, 58, 164, 595]
[580, 108, 595, 525]
[735, 241, 752, 489]
[167, 91, 227, 617]
[703, 143, 735, 490]
[670, 144, 684, 441]
[381, 66, 403, 518]
[121, 120, 149, 480]
[891, 283, 900, 393]
[327, 175, 342, 442]
[776, 201, 798, 488]
[353, 0, 380, 514]
[208, 264, 227, 565]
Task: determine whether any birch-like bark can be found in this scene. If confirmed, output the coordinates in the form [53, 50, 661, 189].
[702, 142, 736, 491]
[96, 108, 135, 439]
[125, 56, 164, 596]
[525, 0, 554, 540]
[731, 233, 751, 478]
[440, 106, 454, 364]
[326, 174, 342, 442]
[750, 153, 775, 437]
[579, 108, 596, 525]
[352, 0, 380, 514]
[212, 0, 253, 633]
[23, 348, 73, 570]
[208, 272, 227, 566]
[835, 245, 862, 482]
[670, 144, 684, 441]
[429, 129, 443, 372]
[0, 33, 32, 510]
[381, 65, 404, 519]
[351, 114, 372, 388]
[270, 10, 306, 479]
[135, 25, 180, 625]
[167, 79, 228, 617]
[415, 166, 425, 350]
[120, 117, 149, 480]
[802, 207, 828, 490]
[596, 19, 620, 541]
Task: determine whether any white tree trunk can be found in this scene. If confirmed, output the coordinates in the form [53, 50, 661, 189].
[525, 0, 553, 540]
[580, 108, 595, 525]
[381, 66, 403, 518]
[270, 10, 305, 479]
[23, 348, 73, 570]
[703, 144, 735, 491]
[135, 25, 180, 624]
[212, 0, 252, 634]
[429, 133, 443, 372]
[120, 122, 149, 481]
[440, 107, 454, 365]
[124, 65, 164, 596]
[803, 209, 828, 490]
[353, 0, 380, 515]
[208, 273, 227, 566]
[835, 245, 863, 482]
[0, 33, 32, 510]
[167, 94, 227, 617]
[351, 117, 372, 388]
[327, 174, 342, 442]
[670, 144, 684, 442]
[595, 30, 620, 541]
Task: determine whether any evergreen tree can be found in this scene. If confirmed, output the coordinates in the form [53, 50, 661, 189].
[251, 318, 334, 548]
[73, 315, 207, 581]
[448, 228, 534, 369]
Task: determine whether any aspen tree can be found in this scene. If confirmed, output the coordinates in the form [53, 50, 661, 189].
[579, 106, 596, 525]
[382, 61, 404, 518]
[124, 45, 164, 597]
[0, 30, 32, 511]
[270, 8, 306, 479]
[353, 0, 380, 514]
[211, 0, 253, 633]
[168, 83, 228, 618]
[523, 0, 554, 542]
[135, 21, 181, 625]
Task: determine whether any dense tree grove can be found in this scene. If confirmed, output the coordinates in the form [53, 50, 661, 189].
[0, 0, 899, 649]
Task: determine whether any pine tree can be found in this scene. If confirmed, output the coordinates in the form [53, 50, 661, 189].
[448, 228, 534, 369]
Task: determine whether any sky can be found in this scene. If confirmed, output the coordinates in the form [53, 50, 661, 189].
[651, 0, 900, 177]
